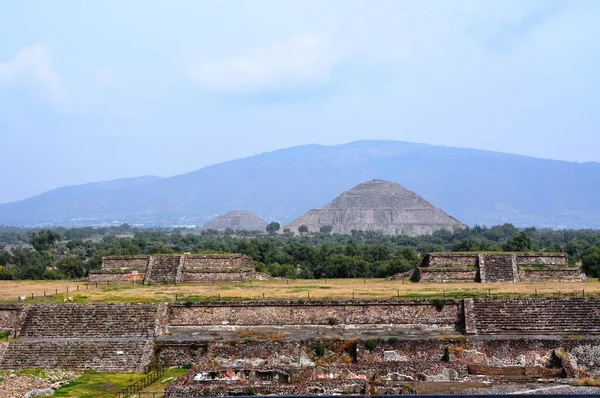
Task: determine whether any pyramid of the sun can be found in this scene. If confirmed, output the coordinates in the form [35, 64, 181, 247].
[201, 210, 268, 232]
[286, 180, 465, 235]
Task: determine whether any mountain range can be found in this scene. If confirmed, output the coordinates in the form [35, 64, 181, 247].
[1, 140, 600, 229]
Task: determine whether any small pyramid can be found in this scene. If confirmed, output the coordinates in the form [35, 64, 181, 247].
[286, 180, 465, 235]
[201, 210, 268, 232]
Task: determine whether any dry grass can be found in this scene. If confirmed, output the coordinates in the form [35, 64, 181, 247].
[571, 377, 600, 387]
[1, 278, 599, 304]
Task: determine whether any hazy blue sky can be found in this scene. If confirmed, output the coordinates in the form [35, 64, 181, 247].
[1, 0, 599, 203]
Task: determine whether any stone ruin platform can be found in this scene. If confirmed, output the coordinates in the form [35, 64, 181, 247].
[414, 252, 585, 283]
[0, 298, 599, 394]
[89, 253, 254, 285]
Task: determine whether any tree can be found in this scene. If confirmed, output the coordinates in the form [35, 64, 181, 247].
[325, 254, 369, 278]
[266, 222, 281, 235]
[57, 255, 85, 279]
[298, 225, 309, 234]
[29, 230, 61, 252]
[0, 249, 10, 266]
[502, 232, 533, 252]
[319, 225, 333, 234]
[582, 246, 600, 277]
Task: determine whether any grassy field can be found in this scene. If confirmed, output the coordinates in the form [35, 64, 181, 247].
[1, 278, 598, 304]
[52, 368, 187, 398]
[53, 372, 145, 398]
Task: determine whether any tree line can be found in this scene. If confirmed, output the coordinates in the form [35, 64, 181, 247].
[1, 223, 600, 280]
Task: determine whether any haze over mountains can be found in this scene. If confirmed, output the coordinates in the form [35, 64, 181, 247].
[1, 140, 600, 229]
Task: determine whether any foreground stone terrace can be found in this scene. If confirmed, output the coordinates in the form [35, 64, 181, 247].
[18, 303, 159, 338]
[1, 298, 600, 381]
[466, 298, 600, 335]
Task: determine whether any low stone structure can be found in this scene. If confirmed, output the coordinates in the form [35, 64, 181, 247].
[182, 254, 253, 282]
[1, 298, 600, 394]
[89, 253, 254, 284]
[415, 252, 583, 283]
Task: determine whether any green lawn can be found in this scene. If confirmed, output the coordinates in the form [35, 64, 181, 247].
[53, 368, 188, 398]
[54, 372, 146, 398]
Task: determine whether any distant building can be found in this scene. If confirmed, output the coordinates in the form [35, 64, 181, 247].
[89, 253, 254, 284]
[285, 180, 465, 235]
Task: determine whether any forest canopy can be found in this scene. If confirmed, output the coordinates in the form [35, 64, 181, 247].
[1, 224, 600, 280]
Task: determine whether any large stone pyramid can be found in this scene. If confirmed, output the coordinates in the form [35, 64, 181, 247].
[201, 210, 268, 232]
[286, 180, 465, 235]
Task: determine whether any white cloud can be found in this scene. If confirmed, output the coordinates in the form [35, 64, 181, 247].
[186, 34, 338, 91]
[0, 45, 64, 100]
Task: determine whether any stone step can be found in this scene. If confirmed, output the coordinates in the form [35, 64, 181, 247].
[0, 340, 151, 372]
[19, 304, 158, 338]
[471, 299, 600, 334]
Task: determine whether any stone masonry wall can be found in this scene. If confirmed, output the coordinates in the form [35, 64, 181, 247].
[101, 256, 150, 271]
[183, 254, 253, 271]
[168, 300, 460, 327]
[182, 271, 253, 282]
[424, 254, 478, 267]
[88, 272, 139, 283]
[519, 268, 585, 282]
[417, 268, 477, 282]
[0, 306, 20, 334]
[516, 253, 568, 265]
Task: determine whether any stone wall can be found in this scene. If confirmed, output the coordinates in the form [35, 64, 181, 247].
[182, 271, 253, 282]
[101, 256, 150, 271]
[168, 300, 460, 328]
[416, 268, 477, 282]
[183, 254, 253, 271]
[423, 254, 478, 267]
[88, 271, 143, 283]
[516, 253, 568, 265]
[0, 305, 20, 335]
[518, 268, 585, 282]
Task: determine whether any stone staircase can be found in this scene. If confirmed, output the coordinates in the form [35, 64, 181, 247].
[0, 340, 152, 372]
[480, 254, 518, 283]
[19, 304, 158, 338]
[469, 298, 600, 334]
[144, 255, 183, 285]
[0, 304, 160, 372]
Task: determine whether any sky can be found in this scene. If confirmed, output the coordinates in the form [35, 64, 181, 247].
[1, 0, 599, 204]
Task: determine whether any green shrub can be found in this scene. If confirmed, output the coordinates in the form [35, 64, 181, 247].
[364, 340, 377, 351]
[432, 298, 444, 312]
[327, 317, 339, 326]
[315, 342, 325, 357]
